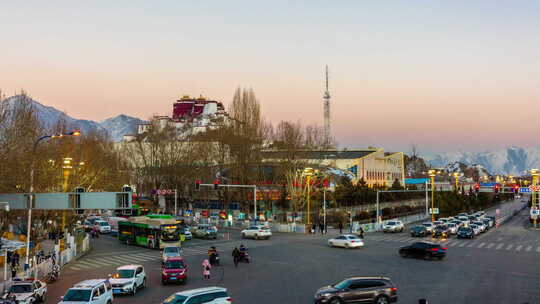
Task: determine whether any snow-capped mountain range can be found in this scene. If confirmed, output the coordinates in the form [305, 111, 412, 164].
[3, 95, 540, 175]
[426, 146, 540, 175]
[1, 95, 144, 141]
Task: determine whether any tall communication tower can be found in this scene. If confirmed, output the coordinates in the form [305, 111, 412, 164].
[323, 65, 331, 145]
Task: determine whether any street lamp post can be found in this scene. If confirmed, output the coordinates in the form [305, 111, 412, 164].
[26, 131, 80, 275]
[452, 172, 462, 193]
[427, 169, 440, 222]
[530, 169, 540, 228]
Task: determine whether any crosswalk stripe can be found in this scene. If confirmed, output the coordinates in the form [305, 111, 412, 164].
[466, 242, 475, 248]
[516, 245, 523, 251]
[127, 253, 158, 259]
[495, 244, 504, 250]
[526, 246, 532, 252]
[69, 265, 85, 271]
[399, 237, 411, 243]
[458, 242, 467, 247]
[477, 243, 486, 248]
[486, 243, 494, 249]
[506, 244, 513, 250]
[78, 259, 112, 267]
[103, 256, 138, 264]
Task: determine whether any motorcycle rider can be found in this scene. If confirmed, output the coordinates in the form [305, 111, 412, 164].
[239, 244, 248, 261]
[50, 263, 60, 281]
[208, 246, 219, 266]
[5, 291, 17, 304]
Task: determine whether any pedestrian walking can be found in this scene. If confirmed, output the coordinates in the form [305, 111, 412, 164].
[319, 222, 324, 234]
[311, 223, 316, 234]
[202, 259, 211, 279]
[338, 222, 343, 234]
[232, 247, 240, 268]
[10, 263, 18, 279]
[12, 251, 20, 267]
[359, 226, 365, 239]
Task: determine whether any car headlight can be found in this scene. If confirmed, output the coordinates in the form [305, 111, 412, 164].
[317, 293, 332, 298]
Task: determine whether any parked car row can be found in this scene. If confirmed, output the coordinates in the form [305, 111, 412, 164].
[409, 210, 496, 240]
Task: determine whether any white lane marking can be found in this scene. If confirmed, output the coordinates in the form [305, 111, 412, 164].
[486, 243, 495, 249]
[495, 244, 504, 250]
[506, 244, 514, 250]
[536, 246, 540, 253]
[477, 243, 486, 248]
[526, 246, 532, 252]
[127, 253, 159, 259]
[516, 245, 523, 251]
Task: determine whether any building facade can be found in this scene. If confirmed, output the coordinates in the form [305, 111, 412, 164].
[262, 148, 405, 187]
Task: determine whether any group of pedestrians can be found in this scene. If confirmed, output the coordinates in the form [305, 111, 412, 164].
[201, 244, 250, 279]
[311, 221, 328, 234]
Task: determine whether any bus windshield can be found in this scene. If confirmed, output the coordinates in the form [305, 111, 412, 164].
[161, 225, 180, 242]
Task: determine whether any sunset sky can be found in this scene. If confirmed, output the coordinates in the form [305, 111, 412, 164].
[1, 1, 540, 153]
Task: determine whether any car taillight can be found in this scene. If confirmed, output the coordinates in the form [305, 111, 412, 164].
[350, 240, 356, 243]
[442, 247, 447, 250]
[430, 248, 439, 251]
[390, 287, 397, 293]
[227, 298, 233, 302]
[259, 230, 264, 232]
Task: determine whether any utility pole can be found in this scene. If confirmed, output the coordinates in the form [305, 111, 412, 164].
[323, 185, 326, 234]
[174, 189, 178, 217]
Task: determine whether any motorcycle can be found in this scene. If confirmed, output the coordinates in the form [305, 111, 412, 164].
[239, 251, 250, 263]
[209, 252, 220, 266]
[48, 265, 60, 283]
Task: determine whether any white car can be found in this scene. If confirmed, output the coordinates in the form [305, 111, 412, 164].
[328, 234, 364, 248]
[241, 225, 272, 240]
[472, 221, 487, 233]
[422, 222, 435, 233]
[4, 279, 47, 303]
[161, 246, 183, 261]
[110, 265, 146, 295]
[446, 223, 459, 234]
[93, 220, 111, 234]
[163, 287, 232, 304]
[60, 279, 113, 304]
[382, 221, 404, 233]
[458, 216, 470, 226]
[470, 224, 481, 235]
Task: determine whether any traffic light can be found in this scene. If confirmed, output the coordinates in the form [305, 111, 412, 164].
[195, 179, 201, 190]
[494, 185, 499, 193]
[214, 179, 220, 190]
[474, 183, 480, 193]
[513, 185, 519, 193]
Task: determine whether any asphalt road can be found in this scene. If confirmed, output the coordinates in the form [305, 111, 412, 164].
[45, 199, 539, 304]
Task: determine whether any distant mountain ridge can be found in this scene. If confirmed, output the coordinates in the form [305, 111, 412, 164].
[1, 95, 144, 141]
[426, 146, 540, 175]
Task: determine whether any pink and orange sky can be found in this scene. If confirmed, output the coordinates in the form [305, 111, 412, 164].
[1, 1, 540, 153]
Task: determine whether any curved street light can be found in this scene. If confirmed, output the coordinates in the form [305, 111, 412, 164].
[25, 131, 81, 274]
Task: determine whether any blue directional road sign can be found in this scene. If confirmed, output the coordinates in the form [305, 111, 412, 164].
[519, 187, 531, 193]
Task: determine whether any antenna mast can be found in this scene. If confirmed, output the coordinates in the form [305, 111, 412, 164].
[323, 65, 331, 146]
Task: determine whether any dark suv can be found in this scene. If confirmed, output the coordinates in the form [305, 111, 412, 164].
[399, 241, 447, 260]
[314, 277, 397, 304]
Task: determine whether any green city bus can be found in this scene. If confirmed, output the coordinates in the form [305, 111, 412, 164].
[118, 214, 181, 249]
